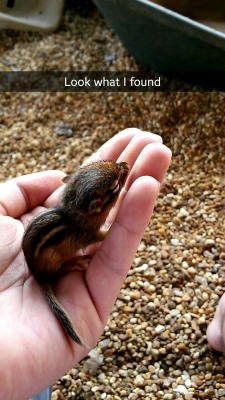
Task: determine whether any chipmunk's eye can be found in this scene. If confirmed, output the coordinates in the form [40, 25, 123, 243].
[109, 179, 120, 194]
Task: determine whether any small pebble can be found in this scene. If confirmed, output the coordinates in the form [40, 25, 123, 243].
[174, 385, 188, 394]
[133, 264, 148, 273]
[204, 239, 215, 248]
[55, 123, 73, 137]
[98, 339, 110, 349]
[170, 309, 180, 316]
[171, 238, 180, 246]
[134, 375, 145, 387]
[155, 324, 166, 334]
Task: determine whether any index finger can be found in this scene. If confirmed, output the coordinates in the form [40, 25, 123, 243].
[84, 128, 162, 164]
[0, 170, 66, 218]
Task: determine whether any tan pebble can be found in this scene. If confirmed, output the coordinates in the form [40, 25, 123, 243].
[128, 394, 138, 400]
[134, 374, 145, 386]
[183, 293, 191, 301]
[91, 386, 100, 393]
[174, 296, 182, 304]
[150, 383, 159, 391]
[134, 264, 148, 273]
[126, 328, 133, 338]
[119, 369, 128, 377]
[126, 345, 134, 355]
[163, 288, 173, 296]
[165, 313, 171, 322]
[198, 316, 206, 324]
[182, 261, 189, 268]
[160, 250, 169, 259]
[130, 290, 141, 300]
[151, 347, 159, 356]
[153, 340, 160, 349]
[160, 331, 170, 340]
[148, 301, 156, 310]
[159, 348, 167, 354]
[191, 320, 199, 330]
[158, 228, 166, 236]
[172, 323, 182, 332]
[146, 267, 156, 277]
[141, 321, 149, 328]
[204, 239, 215, 248]
[123, 306, 134, 312]
[134, 257, 142, 266]
[138, 242, 146, 251]
[177, 343, 187, 351]
[191, 378, 203, 387]
[61, 374, 72, 381]
[185, 394, 194, 400]
[172, 370, 182, 377]
[187, 267, 196, 275]
[144, 284, 156, 294]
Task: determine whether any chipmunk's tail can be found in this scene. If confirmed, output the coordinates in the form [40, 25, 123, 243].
[41, 282, 87, 347]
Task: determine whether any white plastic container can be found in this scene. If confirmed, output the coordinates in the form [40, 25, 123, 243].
[0, 0, 64, 32]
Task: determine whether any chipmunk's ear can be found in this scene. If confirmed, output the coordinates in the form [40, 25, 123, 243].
[89, 198, 103, 213]
[62, 175, 70, 183]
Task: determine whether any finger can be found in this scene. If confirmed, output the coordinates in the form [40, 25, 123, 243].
[0, 171, 65, 218]
[86, 128, 162, 164]
[126, 142, 172, 188]
[206, 294, 225, 352]
[86, 176, 160, 323]
[116, 133, 164, 169]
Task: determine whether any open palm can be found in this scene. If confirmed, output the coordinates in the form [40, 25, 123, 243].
[0, 129, 171, 400]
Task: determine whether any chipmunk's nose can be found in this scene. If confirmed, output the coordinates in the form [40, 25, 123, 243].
[118, 161, 130, 173]
[117, 162, 130, 185]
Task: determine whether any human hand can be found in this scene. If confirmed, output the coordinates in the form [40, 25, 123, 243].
[0, 128, 171, 399]
[207, 293, 225, 353]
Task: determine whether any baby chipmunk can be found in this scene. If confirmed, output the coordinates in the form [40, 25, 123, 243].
[22, 160, 129, 346]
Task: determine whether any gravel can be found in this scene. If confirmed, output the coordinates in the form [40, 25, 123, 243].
[0, 1, 225, 399]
